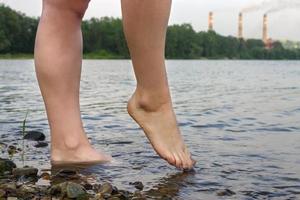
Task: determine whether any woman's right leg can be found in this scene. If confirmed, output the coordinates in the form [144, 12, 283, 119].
[34, 0, 110, 163]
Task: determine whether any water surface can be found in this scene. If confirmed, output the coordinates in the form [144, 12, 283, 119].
[0, 60, 300, 199]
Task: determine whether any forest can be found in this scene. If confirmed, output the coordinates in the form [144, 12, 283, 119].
[1, 4, 300, 59]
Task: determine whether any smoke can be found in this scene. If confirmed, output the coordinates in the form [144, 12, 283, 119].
[242, 0, 300, 14]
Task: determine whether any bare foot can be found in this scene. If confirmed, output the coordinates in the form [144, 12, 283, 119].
[127, 91, 195, 170]
[51, 140, 111, 165]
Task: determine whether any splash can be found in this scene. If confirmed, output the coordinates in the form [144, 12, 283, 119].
[242, 0, 300, 14]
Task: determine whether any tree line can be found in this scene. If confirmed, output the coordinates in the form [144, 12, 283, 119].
[1, 4, 300, 59]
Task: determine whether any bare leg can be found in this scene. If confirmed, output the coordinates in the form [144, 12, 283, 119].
[34, 0, 111, 164]
[121, 0, 195, 169]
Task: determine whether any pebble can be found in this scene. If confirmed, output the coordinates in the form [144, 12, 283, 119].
[66, 182, 86, 199]
[7, 146, 17, 156]
[23, 131, 45, 141]
[40, 172, 51, 180]
[12, 167, 38, 177]
[0, 158, 16, 175]
[0, 182, 17, 194]
[99, 182, 113, 195]
[0, 189, 6, 197]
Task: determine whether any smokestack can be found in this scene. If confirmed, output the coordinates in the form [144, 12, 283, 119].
[263, 14, 268, 43]
[208, 11, 214, 31]
[238, 12, 243, 39]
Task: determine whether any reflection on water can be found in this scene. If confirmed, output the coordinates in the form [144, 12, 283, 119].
[0, 60, 300, 199]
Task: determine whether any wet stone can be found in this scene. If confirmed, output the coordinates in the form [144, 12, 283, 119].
[7, 146, 17, 156]
[99, 182, 113, 195]
[55, 169, 78, 178]
[40, 172, 51, 180]
[0, 182, 17, 194]
[66, 182, 86, 199]
[34, 142, 48, 148]
[129, 181, 144, 190]
[24, 131, 45, 141]
[0, 189, 6, 198]
[0, 158, 16, 175]
[12, 167, 38, 177]
[18, 184, 37, 194]
[217, 188, 236, 196]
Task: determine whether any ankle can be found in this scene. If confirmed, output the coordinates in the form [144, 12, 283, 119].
[131, 87, 172, 112]
[51, 134, 89, 153]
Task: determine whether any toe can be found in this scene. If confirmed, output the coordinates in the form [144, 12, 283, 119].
[173, 153, 183, 169]
[179, 152, 189, 170]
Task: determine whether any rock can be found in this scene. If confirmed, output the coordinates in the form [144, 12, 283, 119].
[0, 159, 16, 175]
[7, 146, 17, 156]
[0, 189, 6, 198]
[0, 182, 17, 194]
[34, 142, 48, 148]
[18, 184, 37, 194]
[7, 197, 17, 200]
[12, 167, 38, 177]
[108, 196, 120, 200]
[131, 190, 146, 200]
[50, 181, 87, 199]
[99, 182, 113, 195]
[217, 189, 236, 196]
[94, 193, 105, 200]
[40, 172, 51, 180]
[55, 169, 78, 178]
[24, 131, 45, 141]
[129, 181, 144, 190]
[66, 182, 86, 199]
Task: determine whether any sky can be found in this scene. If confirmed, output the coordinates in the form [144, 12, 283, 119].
[0, 0, 299, 41]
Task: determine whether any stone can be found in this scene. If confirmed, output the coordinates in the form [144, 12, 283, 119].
[217, 189, 236, 196]
[66, 182, 86, 199]
[129, 181, 144, 190]
[40, 172, 51, 180]
[99, 182, 113, 195]
[55, 169, 78, 178]
[34, 142, 48, 148]
[0, 189, 6, 198]
[50, 181, 87, 199]
[12, 167, 38, 177]
[23, 131, 45, 141]
[0, 159, 16, 175]
[0, 182, 17, 194]
[7, 146, 17, 156]
[18, 184, 37, 194]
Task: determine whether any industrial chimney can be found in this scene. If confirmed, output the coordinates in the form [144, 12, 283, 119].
[208, 12, 214, 31]
[238, 12, 243, 39]
[263, 14, 268, 43]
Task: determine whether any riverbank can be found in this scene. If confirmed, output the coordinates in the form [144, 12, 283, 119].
[0, 157, 147, 199]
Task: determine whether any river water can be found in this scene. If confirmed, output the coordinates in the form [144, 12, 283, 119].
[0, 60, 300, 199]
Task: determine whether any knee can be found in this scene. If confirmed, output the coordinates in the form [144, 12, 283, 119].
[43, 0, 90, 19]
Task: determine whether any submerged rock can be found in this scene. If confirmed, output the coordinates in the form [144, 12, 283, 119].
[34, 142, 48, 148]
[217, 188, 236, 196]
[129, 181, 144, 190]
[24, 131, 45, 141]
[12, 167, 38, 177]
[0, 158, 16, 175]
